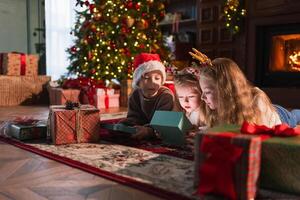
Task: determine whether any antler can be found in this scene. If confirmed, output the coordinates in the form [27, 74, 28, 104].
[189, 48, 212, 66]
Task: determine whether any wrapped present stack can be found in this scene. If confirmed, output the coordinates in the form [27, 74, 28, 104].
[48, 105, 100, 145]
[0, 52, 51, 106]
[94, 88, 120, 109]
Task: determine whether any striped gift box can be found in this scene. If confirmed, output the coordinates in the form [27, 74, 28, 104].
[194, 131, 261, 200]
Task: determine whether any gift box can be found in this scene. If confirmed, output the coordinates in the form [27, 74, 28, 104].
[194, 130, 261, 200]
[94, 88, 120, 109]
[0, 75, 51, 106]
[0, 52, 38, 76]
[260, 136, 300, 194]
[48, 87, 80, 105]
[9, 123, 47, 140]
[239, 122, 300, 195]
[150, 111, 192, 146]
[48, 105, 100, 145]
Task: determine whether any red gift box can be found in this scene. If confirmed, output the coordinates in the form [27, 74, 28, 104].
[0, 52, 38, 76]
[194, 131, 261, 200]
[48, 87, 80, 105]
[94, 88, 120, 109]
[48, 105, 100, 145]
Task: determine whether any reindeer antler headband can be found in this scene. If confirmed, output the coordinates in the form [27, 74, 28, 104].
[189, 48, 212, 67]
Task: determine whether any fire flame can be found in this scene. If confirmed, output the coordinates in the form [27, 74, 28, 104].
[289, 51, 300, 70]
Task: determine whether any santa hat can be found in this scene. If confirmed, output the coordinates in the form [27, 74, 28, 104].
[132, 53, 166, 89]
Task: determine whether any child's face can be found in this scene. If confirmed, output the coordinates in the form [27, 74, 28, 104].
[199, 78, 218, 110]
[176, 86, 201, 113]
[139, 70, 163, 98]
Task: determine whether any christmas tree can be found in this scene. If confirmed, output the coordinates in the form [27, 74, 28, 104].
[67, 0, 170, 82]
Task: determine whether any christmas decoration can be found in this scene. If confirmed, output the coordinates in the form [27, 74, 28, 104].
[223, 0, 246, 34]
[67, 0, 171, 83]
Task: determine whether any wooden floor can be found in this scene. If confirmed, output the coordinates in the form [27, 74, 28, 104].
[0, 106, 162, 200]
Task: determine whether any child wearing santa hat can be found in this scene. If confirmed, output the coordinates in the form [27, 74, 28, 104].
[120, 53, 174, 140]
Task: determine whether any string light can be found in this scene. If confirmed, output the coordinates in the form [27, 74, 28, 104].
[223, 0, 246, 34]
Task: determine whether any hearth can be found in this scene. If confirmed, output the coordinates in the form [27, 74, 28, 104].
[256, 23, 300, 87]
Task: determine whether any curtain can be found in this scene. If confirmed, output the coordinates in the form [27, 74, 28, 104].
[45, 0, 76, 81]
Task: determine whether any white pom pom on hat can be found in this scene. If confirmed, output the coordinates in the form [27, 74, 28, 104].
[132, 53, 166, 89]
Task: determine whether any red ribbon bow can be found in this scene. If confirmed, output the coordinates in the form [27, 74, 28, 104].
[197, 134, 243, 200]
[241, 121, 300, 137]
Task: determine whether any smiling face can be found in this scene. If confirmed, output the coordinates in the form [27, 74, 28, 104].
[176, 85, 201, 113]
[138, 70, 163, 98]
[199, 77, 218, 110]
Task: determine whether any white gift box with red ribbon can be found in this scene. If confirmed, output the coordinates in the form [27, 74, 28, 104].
[94, 88, 120, 109]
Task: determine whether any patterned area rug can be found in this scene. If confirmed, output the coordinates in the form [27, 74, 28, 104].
[0, 136, 196, 200]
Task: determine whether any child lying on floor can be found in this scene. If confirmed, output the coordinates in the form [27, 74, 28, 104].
[189, 48, 300, 128]
[119, 53, 174, 140]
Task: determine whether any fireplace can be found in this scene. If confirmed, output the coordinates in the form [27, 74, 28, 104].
[256, 23, 300, 87]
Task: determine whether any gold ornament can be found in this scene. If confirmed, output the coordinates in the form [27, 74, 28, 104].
[158, 3, 165, 10]
[111, 16, 119, 23]
[147, 0, 154, 4]
[126, 16, 135, 27]
[153, 44, 160, 50]
[136, 19, 149, 30]
[94, 13, 102, 20]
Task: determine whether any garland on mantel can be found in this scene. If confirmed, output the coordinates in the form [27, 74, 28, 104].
[223, 0, 246, 34]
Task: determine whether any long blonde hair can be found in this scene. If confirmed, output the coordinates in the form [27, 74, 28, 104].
[199, 58, 274, 127]
[174, 73, 206, 125]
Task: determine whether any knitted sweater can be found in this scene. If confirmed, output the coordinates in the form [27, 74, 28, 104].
[121, 86, 174, 126]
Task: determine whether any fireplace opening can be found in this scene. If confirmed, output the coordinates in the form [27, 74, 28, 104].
[256, 23, 300, 87]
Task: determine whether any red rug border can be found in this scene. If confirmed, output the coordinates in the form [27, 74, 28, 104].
[0, 136, 192, 200]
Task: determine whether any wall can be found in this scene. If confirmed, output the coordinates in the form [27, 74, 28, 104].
[0, 0, 45, 54]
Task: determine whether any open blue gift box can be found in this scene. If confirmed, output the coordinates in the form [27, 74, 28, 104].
[150, 111, 193, 146]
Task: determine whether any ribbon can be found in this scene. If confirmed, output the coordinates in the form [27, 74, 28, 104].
[104, 89, 109, 109]
[20, 53, 26, 75]
[197, 133, 243, 200]
[241, 121, 300, 137]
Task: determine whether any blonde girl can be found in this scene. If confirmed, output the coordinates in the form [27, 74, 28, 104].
[198, 57, 300, 128]
[174, 72, 206, 127]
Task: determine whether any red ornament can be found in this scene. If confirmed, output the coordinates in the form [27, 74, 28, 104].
[90, 69, 96, 74]
[71, 46, 77, 53]
[89, 4, 95, 13]
[84, 1, 90, 6]
[139, 44, 145, 49]
[127, 1, 133, 9]
[88, 51, 92, 60]
[110, 41, 116, 49]
[135, 3, 140, 10]
[121, 27, 127, 34]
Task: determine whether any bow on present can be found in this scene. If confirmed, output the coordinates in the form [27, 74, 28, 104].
[197, 133, 243, 200]
[241, 121, 300, 137]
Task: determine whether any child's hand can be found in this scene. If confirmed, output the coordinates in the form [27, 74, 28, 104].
[131, 125, 154, 140]
[186, 131, 197, 151]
